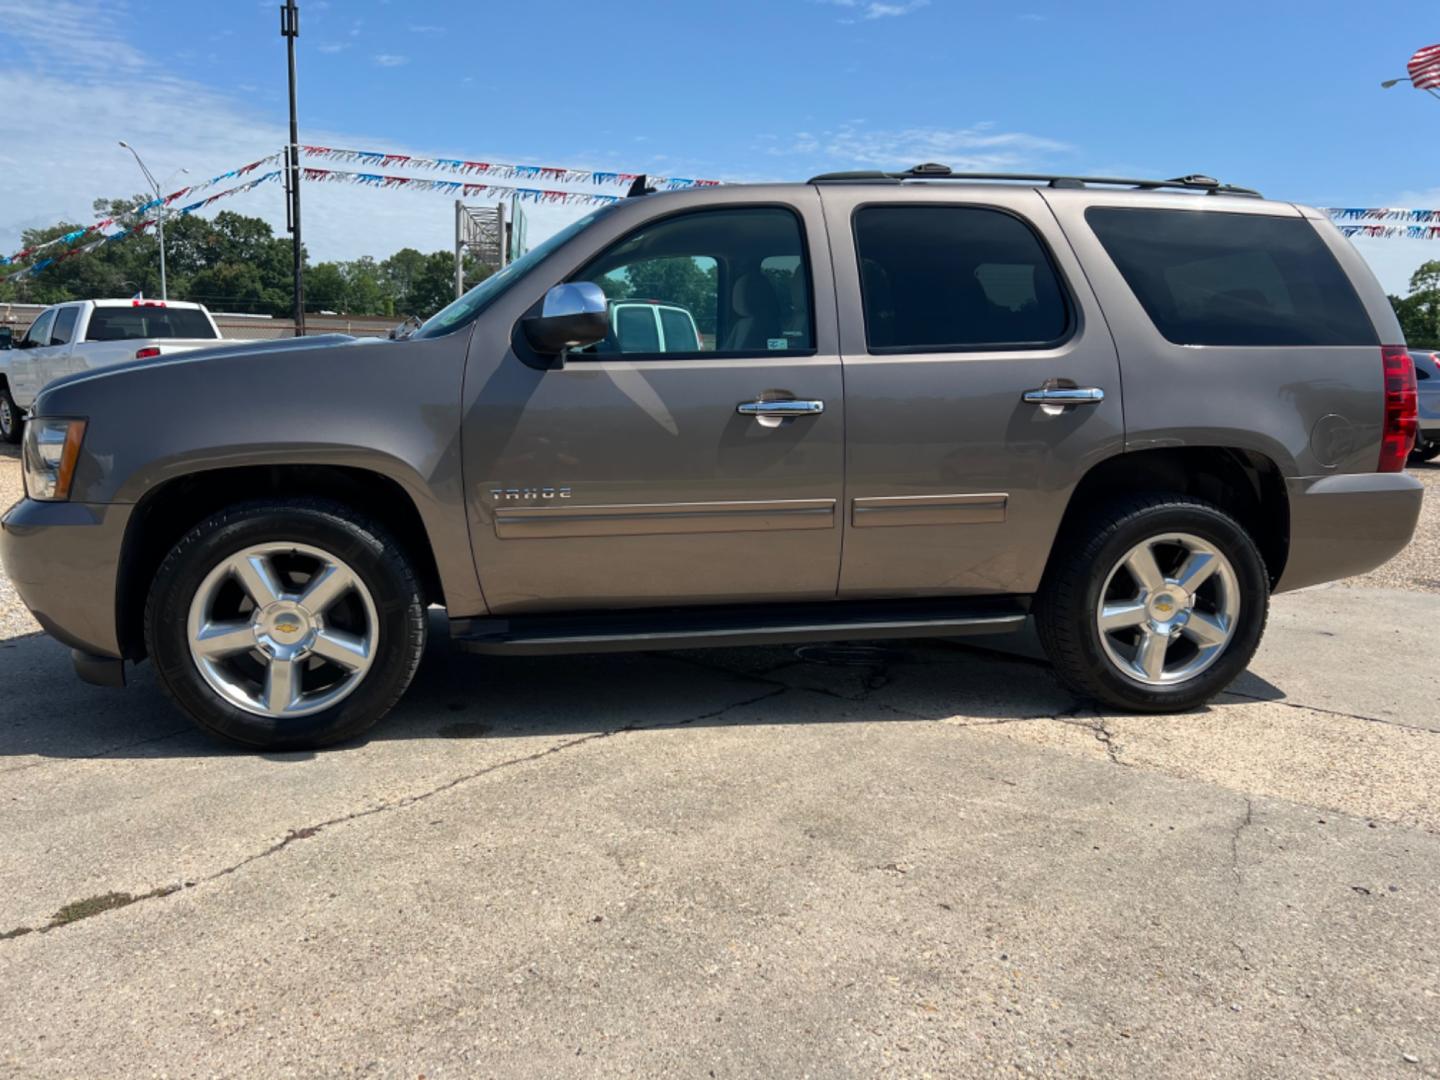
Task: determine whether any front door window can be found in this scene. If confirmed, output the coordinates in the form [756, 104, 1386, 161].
[574, 207, 814, 358]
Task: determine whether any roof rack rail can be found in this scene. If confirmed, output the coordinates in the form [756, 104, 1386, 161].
[807, 163, 1262, 198]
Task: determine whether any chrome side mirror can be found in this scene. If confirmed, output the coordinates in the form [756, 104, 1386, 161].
[522, 282, 609, 364]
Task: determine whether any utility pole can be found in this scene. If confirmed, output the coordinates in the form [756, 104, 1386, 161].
[281, 0, 305, 336]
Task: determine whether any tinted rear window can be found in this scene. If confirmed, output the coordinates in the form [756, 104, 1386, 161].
[85, 307, 216, 342]
[1086, 208, 1376, 347]
[658, 307, 699, 351]
[854, 205, 1070, 352]
[614, 306, 660, 354]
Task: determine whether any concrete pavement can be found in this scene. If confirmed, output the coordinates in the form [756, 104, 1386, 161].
[1, 587, 1438, 1077]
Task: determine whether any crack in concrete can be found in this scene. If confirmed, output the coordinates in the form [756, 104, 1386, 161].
[1229, 796, 1255, 892]
[1058, 714, 1127, 767]
[1219, 689, 1440, 736]
[1227, 797, 1256, 970]
[0, 686, 789, 944]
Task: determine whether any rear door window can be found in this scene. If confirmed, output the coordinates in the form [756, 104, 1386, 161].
[85, 307, 216, 341]
[614, 305, 661, 353]
[853, 205, 1070, 352]
[49, 307, 79, 345]
[658, 306, 699, 351]
[1085, 208, 1377, 347]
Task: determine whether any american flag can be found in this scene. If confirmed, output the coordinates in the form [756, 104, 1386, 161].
[1408, 43, 1440, 89]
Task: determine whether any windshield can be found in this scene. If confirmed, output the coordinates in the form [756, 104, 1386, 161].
[413, 205, 616, 339]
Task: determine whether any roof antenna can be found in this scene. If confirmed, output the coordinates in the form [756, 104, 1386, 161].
[626, 174, 657, 198]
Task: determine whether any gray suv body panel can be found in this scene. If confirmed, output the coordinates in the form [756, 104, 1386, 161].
[456, 186, 847, 612]
[818, 184, 1125, 597]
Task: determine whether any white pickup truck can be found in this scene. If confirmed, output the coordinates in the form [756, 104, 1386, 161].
[0, 299, 235, 442]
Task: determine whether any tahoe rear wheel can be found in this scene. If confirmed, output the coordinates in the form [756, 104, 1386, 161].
[1035, 495, 1269, 713]
[0, 384, 22, 444]
[145, 499, 427, 749]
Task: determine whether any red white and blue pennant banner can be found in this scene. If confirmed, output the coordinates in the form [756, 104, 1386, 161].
[2, 154, 283, 268]
[301, 166, 621, 206]
[1325, 207, 1440, 240]
[1335, 224, 1440, 240]
[5, 172, 282, 282]
[300, 145, 721, 191]
[1327, 208, 1440, 224]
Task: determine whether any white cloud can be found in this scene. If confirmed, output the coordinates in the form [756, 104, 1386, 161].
[823, 0, 930, 21]
[316, 42, 351, 54]
[771, 123, 1072, 171]
[373, 53, 410, 67]
[0, 1, 675, 283]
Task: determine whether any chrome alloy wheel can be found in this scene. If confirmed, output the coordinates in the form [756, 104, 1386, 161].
[1095, 532, 1240, 687]
[186, 542, 378, 718]
[0, 396, 15, 438]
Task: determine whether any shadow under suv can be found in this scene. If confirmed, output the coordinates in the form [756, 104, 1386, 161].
[1, 166, 1425, 749]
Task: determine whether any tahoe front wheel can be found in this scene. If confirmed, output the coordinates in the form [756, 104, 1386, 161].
[1035, 495, 1269, 713]
[145, 499, 427, 749]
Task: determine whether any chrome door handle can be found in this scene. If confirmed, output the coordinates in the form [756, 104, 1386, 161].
[737, 399, 825, 417]
[1022, 387, 1105, 406]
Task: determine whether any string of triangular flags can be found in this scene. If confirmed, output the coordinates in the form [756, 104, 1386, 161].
[300, 166, 622, 206]
[297, 145, 720, 191]
[4, 171, 282, 282]
[1, 153, 284, 268]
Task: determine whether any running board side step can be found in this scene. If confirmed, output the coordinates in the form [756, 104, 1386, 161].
[450, 598, 1029, 656]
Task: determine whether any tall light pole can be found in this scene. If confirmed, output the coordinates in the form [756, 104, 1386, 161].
[118, 142, 186, 300]
[281, 0, 305, 336]
[1381, 75, 1440, 100]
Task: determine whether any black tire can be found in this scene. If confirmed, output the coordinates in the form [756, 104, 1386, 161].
[1034, 494, 1269, 713]
[144, 499, 427, 750]
[0, 383, 23, 444]
[1412, 439, 1440, 463]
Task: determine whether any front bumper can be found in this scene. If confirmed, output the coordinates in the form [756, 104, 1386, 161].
[0, 498, 132, 657]
[1275, 472, 1424, 593]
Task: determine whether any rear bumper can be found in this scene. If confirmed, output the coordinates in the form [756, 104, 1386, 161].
[1275, 473, 1424, 593]
[0, 498, 131, 657]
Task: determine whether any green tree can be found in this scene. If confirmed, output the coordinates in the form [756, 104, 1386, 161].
[1390, 259, 1440, 347]
[1, 195, 487, 320]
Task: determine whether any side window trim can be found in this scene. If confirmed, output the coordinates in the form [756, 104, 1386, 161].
[565, 203, 819, 363]
[850, 201, 1078, 357]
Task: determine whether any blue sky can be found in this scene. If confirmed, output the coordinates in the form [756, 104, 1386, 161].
[2, 0, 1439, 292]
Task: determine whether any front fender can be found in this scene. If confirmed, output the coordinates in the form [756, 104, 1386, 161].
[36, 333, 485, 615]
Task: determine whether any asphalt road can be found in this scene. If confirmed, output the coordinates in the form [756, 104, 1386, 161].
[1, 451, 1438, 1077]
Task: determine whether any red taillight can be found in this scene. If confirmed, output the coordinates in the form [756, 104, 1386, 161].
[135, 346, 161, 360]
[1379, 345, 1419, 472]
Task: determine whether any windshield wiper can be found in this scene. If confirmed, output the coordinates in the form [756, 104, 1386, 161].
[389, 314, 422, 341]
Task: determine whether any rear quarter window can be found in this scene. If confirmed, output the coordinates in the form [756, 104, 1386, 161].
[1085, 208, 1377, 347]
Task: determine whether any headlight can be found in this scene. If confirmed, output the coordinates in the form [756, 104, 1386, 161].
[22, 418, 88, 501]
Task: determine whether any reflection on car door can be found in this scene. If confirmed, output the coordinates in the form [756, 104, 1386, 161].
[10, 308, 56, 405]
[819, 187, 1125, 598]
[461, 195, 846, 613]
[41, 305, 82, 384]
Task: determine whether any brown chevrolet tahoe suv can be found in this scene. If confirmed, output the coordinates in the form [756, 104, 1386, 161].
[1, 166, 1425, 750]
